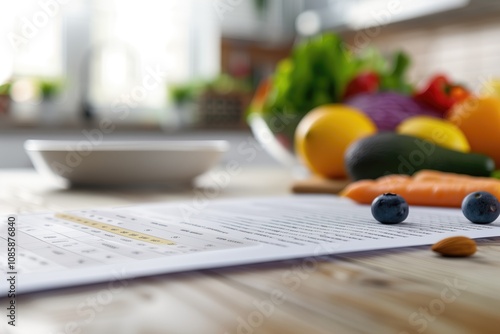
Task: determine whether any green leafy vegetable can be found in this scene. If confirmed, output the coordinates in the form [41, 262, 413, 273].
[258, 33, 414, 118]
[263, 34, 357, 118]
[261, 33, 412, 116]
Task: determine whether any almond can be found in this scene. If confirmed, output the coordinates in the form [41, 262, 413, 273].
[431, 236, 477, 257]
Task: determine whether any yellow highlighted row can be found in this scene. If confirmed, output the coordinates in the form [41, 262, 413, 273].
[55, 213, 175, 245]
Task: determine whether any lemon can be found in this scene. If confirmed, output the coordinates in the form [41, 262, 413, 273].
[295, 104, 377, 178]
[396, 116, 470, 152]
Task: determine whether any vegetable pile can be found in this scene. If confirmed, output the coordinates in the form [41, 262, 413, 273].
[248, 32, 500, 208]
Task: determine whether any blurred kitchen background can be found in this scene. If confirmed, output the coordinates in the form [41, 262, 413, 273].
[1, 0, 500, 168]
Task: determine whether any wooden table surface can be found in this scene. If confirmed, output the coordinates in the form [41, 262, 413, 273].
[1, 168, 499, 334]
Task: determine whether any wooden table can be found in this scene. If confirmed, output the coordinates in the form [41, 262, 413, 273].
[1, 168, 499, 334]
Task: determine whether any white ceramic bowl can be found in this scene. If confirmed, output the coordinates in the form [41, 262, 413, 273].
[24, 140, 229, 186]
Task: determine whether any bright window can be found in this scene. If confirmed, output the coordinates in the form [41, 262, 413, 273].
[0, 0, 220, 123]
[0, 0, 63, 82]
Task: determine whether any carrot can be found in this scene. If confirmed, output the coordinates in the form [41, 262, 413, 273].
[413, 170, 500, 183]
[340, 180, 381, 203]
[342, 177, 500, 207]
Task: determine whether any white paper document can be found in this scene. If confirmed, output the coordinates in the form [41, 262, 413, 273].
[2, 195, 500, 295]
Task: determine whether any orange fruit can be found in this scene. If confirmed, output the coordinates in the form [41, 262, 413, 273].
[295, 104, 377, 178]
[447, 96, 500, 166]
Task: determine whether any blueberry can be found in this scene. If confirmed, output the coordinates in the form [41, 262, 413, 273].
[461, 191, 499, 224]
[371, 193, 409, 224]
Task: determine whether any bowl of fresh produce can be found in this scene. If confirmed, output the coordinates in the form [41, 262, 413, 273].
[246, 33, 414, 169]
[247, 32, 477, 181]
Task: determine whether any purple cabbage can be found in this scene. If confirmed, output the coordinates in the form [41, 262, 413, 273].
[346, 92, 443, 131]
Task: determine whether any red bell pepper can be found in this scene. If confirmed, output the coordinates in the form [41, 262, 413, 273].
[342, 72, 380, 100]
[414, 75, 470, 114]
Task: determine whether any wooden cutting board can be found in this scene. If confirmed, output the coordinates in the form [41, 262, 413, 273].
[291, 177, 351, 194]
